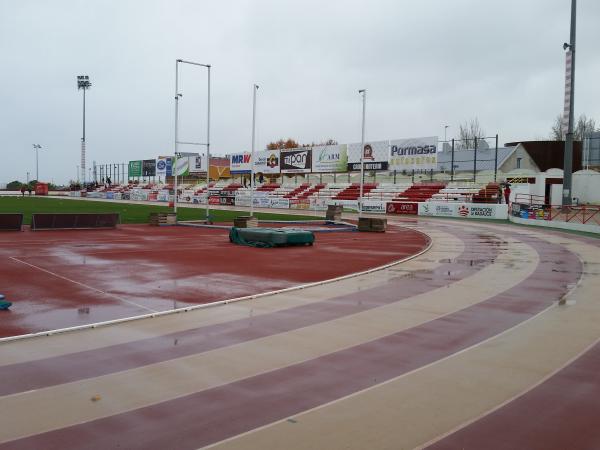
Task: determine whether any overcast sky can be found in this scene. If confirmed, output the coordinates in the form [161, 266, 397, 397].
[1, 0, 599, 184]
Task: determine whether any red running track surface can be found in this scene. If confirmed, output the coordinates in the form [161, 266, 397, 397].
[0, 224, 429, 338]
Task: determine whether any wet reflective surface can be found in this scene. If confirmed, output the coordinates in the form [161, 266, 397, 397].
[0, 224, 429, 338]
[0, 219, 597, 450]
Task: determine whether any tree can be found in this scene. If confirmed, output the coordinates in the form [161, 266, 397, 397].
[6, 180, 22, 190]
[266, 138, 337, 149]
[551, 114, 597, 141]
[266, 138, 300, 150]
[456, 118, 488, 149]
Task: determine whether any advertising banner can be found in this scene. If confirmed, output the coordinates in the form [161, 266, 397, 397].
[270, 198, 290, 209]
[188, 155, 207, 174]
[253, 150, 281, 174]
[156, 157, 167, 176]
[281, 149, 312, 173]
[389, 136, 438, 171]
[128, 160, 142, 178]
[417, 202, 456, 217]
[347, 140, 389, 171]
[142, 159, 156, 176]
[386, 202, 418, 215]
[229, 152, 252, 174]
[418, 202, 508, 219]
[290, 199, 311, 209]
[174, 156, 189, 176]
[312, 144, 348, 173]
[361, 200, 387, 214]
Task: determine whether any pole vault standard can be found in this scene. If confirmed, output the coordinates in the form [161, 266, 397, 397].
[173, 59, 211, 219]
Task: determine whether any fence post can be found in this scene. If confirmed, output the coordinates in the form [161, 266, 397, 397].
[494, 134, 499, 182]
[451, 139, 455, 182]
[393, 170, 397, 184]
[412, 169, 415, 183]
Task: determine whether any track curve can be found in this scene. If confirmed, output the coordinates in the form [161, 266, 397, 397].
[0, 219, 598, 450]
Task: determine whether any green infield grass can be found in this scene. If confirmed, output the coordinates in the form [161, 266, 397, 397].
[0, 196, 322, 224]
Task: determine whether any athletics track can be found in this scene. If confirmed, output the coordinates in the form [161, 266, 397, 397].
[0, 218, 599, 449]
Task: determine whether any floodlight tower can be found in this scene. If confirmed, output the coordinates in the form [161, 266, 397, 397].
[77, 75, 92, 184]
[32, 144, 42, 181]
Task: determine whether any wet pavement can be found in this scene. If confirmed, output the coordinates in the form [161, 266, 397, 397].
[0, 224, 429, 338]
[0, 219, 598, 449]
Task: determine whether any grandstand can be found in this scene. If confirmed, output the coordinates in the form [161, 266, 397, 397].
[74, 177, 506, 212]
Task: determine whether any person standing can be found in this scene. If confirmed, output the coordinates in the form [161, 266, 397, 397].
[504, 185, 511, 205]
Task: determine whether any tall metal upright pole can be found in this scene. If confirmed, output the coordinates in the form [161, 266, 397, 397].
[450, 139, 455, 182]
[205, 65, 211, 221]
[35, 147, 39, 181]
[494, 134, 499, 181]
[358, 89, 366, 218]
[250, 84, 258, 217]
[77, 76, 91, 184]
[82, 88, 86, 184]
[174, 60, 180, 214]
[473, 137, 478, 182]
[562, 0, 577, 206]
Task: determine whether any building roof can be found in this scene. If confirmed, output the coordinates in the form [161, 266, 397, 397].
[505, 140, 582, 172]
[436, 147, 515, 172]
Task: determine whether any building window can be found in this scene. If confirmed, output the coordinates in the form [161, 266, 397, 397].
[516, 157, 522, 169]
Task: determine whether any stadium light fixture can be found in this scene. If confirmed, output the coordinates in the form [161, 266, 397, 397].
[77, 75, 92, 184]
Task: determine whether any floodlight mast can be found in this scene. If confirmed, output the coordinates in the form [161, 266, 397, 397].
[173, 59, 211, 221]
[562, 0, 577, 207]
[32, 144, 42, 181]
[77, 75, 91, 184]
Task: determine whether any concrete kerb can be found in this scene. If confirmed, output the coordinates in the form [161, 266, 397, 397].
[0, 225, 432, 344]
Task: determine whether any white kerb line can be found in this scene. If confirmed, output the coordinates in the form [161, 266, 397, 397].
[10, 256, 157, 313]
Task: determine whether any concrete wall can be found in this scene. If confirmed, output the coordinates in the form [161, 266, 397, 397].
[573, 170, 600, 205]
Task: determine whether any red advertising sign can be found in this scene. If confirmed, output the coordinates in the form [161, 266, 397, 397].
[386, 202, 418, 215]
[208, 196, 220, 205]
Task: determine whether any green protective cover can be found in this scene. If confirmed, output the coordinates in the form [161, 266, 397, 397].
[229, 227, 315, 248]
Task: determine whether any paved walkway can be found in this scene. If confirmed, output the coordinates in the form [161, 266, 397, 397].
[0, 218, 598, 449]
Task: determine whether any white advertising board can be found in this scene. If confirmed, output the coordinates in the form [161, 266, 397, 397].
[361, 200, 387, 214]
[188, 155, 207, 174]
[229, 152, 252, 174]
[311, 144, 348, 173]
[269, 198, 290, 209]
[389, 136, 438, 171]
[418, 202, 508, 220]
[347, 140, 389, 171]
[254, 150, 281, 174]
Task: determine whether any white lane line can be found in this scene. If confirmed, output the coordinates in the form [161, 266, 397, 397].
[8, 256, 157, 313]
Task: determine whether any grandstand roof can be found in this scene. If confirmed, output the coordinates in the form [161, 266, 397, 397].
[436, 147, 515, 172]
